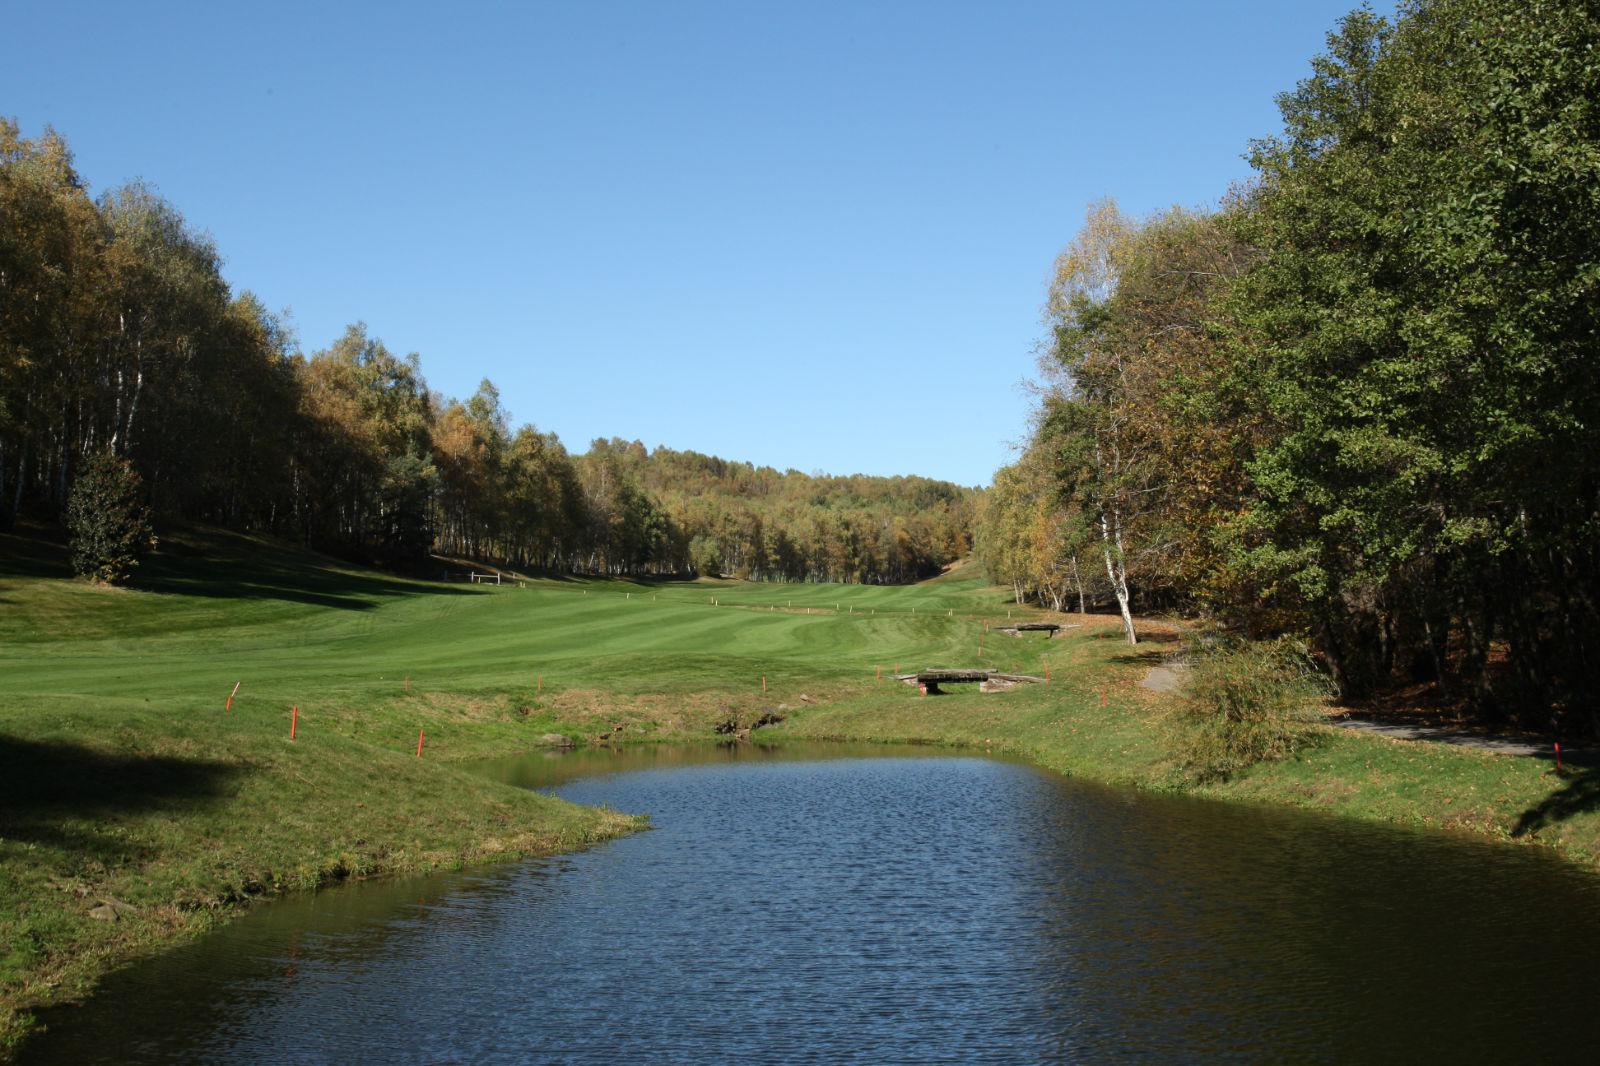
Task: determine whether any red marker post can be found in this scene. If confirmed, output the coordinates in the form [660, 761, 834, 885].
[417, 729, 426, 758]
[290, 704, 298, 741]
[1555, 741, 1563, 771]
[226, 681, 241, 711]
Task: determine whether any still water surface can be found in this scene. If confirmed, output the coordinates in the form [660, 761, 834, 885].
[23, 742, 1600, 1062]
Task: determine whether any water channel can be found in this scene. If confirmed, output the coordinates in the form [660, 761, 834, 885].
[22, 742, 1600, 1062]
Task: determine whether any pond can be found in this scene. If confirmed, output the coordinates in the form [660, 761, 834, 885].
[22, 742, 1600, 1062]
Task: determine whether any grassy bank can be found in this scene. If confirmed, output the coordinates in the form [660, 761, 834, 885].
[0, 525, 1024, 1049]
[769, 627, 1600, 873]
[4, 526, 1598, 1052]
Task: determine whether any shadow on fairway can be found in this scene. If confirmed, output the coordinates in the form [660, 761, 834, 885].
[0, 529, 71, 580]
[140, 529, 483, 611]
[0, 735, 244, 859]
[1, 526, 487, 611]
[1513, 767, 1600, 838]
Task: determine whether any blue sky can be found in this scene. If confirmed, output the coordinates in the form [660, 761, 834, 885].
[8, 1, 1388, 486]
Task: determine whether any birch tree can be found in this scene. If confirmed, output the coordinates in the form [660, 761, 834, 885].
[1042, 201, 1145, 644]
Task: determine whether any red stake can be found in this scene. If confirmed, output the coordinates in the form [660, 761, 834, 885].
[290, 704, 298, 741]
[1100, 688, 1108, 707]
[226, 680, 241, 711]
[1556, 741, 1563, 771]
[417, 729, 425, 758]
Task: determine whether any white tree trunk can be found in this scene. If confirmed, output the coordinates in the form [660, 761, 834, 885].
[1099, 508, 1137, 644]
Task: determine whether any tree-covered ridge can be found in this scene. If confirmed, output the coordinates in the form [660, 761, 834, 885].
[0, 120, 972, 583]
[979, 0, 1600, 729]
[587, 439, 974, 582]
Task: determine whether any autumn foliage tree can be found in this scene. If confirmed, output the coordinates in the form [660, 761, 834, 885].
[1, 118, 972, 584]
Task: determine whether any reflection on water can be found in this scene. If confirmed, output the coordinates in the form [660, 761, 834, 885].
[22, 742, 1600, 1063]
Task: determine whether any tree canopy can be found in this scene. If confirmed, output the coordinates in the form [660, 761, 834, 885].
[978, 0, 1600, 726]
[0, 118, 973, 584]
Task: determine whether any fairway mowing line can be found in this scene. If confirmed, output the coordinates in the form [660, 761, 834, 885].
[446, 577, 1020, 624]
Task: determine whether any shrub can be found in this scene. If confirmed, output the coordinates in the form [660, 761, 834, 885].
[1170, 635, 1333, 783]
[66, 451, 156, 584]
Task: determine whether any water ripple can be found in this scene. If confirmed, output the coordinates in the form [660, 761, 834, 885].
[23, 748, 1600, 1063]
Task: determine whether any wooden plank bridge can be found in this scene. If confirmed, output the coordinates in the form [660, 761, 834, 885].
[895, 669, 1047, 694]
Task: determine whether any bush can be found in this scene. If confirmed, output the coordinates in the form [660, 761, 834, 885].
[1169, 635, 1333, 784]
[66, 451, 156, 584]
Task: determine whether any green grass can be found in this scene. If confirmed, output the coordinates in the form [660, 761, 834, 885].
[0, 526, 1033, 1050]
[776, 640, 1600, 872]
[4, 524, 1599, 1054]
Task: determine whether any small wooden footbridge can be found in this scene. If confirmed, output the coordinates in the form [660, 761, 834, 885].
[895, 669, 1047, 694]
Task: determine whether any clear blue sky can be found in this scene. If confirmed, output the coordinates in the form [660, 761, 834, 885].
[8, 0, 1387, 487]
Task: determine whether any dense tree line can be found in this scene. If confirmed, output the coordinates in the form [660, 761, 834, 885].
[0, 119, 972, 583]
[979, 0, 1600, 730]
[591, 440, 973, 583]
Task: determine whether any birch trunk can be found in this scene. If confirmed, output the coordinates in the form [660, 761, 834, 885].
[1099, 507, 1137, 644]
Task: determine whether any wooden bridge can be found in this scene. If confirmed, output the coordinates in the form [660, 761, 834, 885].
[896, 669, 1047, 694]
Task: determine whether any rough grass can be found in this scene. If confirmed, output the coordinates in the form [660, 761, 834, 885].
[1166, 636, 1334, 783]
[5, 526, 1600, 1054]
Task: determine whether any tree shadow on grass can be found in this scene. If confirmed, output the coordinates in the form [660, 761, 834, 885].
[1108, 648, 1172, 667]
[0, 735, 244, 861]
[0, 529, 71, 579]
[136, 556, 460, 612]
[135, 528, 489, 611]
[1, 526, 487, 611]
[1512, 768, 1600, 838]
[1087, 625, 1180, 640]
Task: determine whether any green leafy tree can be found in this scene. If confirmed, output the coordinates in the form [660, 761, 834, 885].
[1231, 0, 1600, 720]
[66, 450, 155, 584]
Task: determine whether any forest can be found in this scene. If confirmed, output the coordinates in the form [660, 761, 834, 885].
[975, 0, 1599, 730]
[0, 122, 972, 584]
